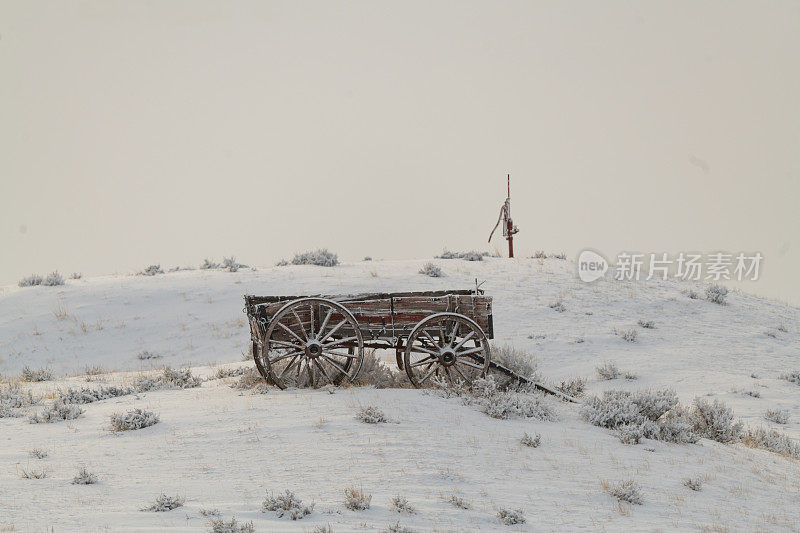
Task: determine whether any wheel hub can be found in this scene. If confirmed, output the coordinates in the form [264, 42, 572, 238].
[439, 347, 457, 366]
[305, 340, 323, 359]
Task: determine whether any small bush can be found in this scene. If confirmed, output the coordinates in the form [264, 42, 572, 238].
[262, 490, 313, 519]
[419, 262, 443, 277]
[436, 250, 487, 261]
[497, 508, 526, 525]
[231, 367, 269, 393]
[744, 390, 760, 398]
[72, 467, 98, 485]
[363, 256, 372, 261]
[549, 300, 566, 313]
[70, 272, 82, 280]
[683, 477, 703, 491]
[352, 350, 405, 388]
[83, 365, 105, 376]
[521, 432, 541, 448]
[344, 486, 372, 511]
[58, 385, 133, 405]
[603, 479, 642, 505]
[275, 259, 289, 266]
[447, 494, 471, 509]
[209, 517, 255, 533]
[490, 343, 540, 383]
[777, 324, 788, 333]
[42, 271, 65, 286]
[596, 362, 620, 380]
[743, 427, 800, 459]
[616, 424, 645, 445]
[555, 377, 586, 397]
[1, 382, 40, 415]
[617, 328, 638, 342]
[21, 366, 54, 382]
[688, 290, 700, 300]
[29, 448, 48, 459]
[291, 249, 339, 267]
[532, 250, 547, 259]
[706, 284, 728, 305]
[780, 371, 800, 385]
[691, 398, 743, 443]
[466, 376, 556, 421]
[356, 405, 387, 424]
[222, 256, 247, 272]
[389, 495, 415, 514]
[201, 258, 220, 270]
[215, 366, 247, 379]
[137, 350, 162, 360]
[139, 265, 164, 276]
[142, 493, 184, 512]
[384, 523, 414, 533]
[764, 408, 789, 424]
[18, 274, 43, 287]
[637, 320, 655, 329]
[110, 408, 160, 431]
[29, 401, 84, 424]
[20, 467, 48, 479]
[135, 367, 201, 391]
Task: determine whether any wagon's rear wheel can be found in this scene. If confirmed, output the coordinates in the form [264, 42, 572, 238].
[262, 297, 364, 389]
[404, 312, 490, 388]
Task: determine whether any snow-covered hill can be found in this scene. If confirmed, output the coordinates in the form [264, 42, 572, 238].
[1, 258, 799, 531]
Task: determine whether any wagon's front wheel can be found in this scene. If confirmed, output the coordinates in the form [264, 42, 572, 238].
[262, 298, 364, 389]
[404, 312, 490, 388]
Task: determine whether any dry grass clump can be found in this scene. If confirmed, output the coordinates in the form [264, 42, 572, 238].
[352, 350, 406, 388]
[29, 448, 48, 459]
[142, 493, 184, 512]
[21, 366, 53, 382]
[344, 486, 372, 511]
[231, 367, 269, 393]
[356, 405, 387, 424]
[109, 408, 159, 431]
[497, 508, 526, 525]
[209, 516, 255, 532]
[764, 408, 789, 424]
[72, 467, 98, 485]
[262, 490, 314, 519]
[389, 495, 416, 514]
[683, 477, 703, 491]
[555, 377, 586, 397]
[447, 494, 471, 509]
[743, 427, 800, 459]
[602, 479, 643, 505]
[521, 432, 541, 448]
[20, 467, 48, 479]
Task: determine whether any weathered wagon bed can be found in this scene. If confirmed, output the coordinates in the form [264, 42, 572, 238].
[244, 289, 574, 400]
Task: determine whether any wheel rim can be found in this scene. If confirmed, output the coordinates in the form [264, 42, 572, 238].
[263, 298, 364, 389]
[404, 313, 490, 388]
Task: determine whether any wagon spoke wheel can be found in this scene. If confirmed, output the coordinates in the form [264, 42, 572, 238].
[404, 312, 490, 388]
[263, 298, 364, 389]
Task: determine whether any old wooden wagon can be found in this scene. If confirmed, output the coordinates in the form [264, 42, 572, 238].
[243, 289, 495, 389]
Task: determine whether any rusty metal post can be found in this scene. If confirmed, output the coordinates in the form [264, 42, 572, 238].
[488, 174, 519, 257]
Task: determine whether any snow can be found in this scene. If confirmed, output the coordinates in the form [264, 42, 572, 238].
[1, 258, 799, 531]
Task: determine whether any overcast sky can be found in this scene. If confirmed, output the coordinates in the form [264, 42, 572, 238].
[1, 1, 798, 303]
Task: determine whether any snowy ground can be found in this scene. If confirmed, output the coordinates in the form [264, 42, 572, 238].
[1, 258, 799, 531]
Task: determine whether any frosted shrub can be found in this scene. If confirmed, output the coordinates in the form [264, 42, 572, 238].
[110, 408, 160, 431]
[683, 477, 703, 491]
[688, 290, 700, 300]
[262, 490, 313, 519]
[232, 367, 269, 393]
[21, 366, 54, 382]
[764, 408, 789, 424]
[201, 258, 220, 270]
[139, 265, 164, 276]
[596, 362, 620, 380]
[72, 467, 98, 485]
[356, 405, 387, 424]
[447, 494, 471, 509]
[161, 367, 202, 389]
[604, 479, 643, 505]
[363, 256, 372, 261]
[779, 371, 800, 385]
[617, 424, 645, 445]
[637, 320, 655, 329]
[30, 401, 84, 424]
[209, 517, 255, 533]
[1, 382, 39, 414]
[617, 328, 638, 342]
[58, 385, 133, 405]
[142, 493, 184, 512]
[29, 448, 48, 459]
[42, 271, 65, 286]
[549, 300, 566, 312]
[353, 350, 404, 388]
[70, 272, 82, 279]
[344, 486, 372, 511]
[744, 428, 800, 459]
[556, 377, 586, 397]
[419, 262, 443, 277]
[706, 284, 728, 305]
[468, 376, 556, 421]
[275, 259, 289, 266]
[532, 250, 547, 259]
[436, 250, 488, 261]
[551, 252, 567, 260]
[215, 366, 247, 379]
[490, 343, 540, 383]
[497, 508, 526, 525]
[18, 274, 43, 287]
[137, 350, 161, 360]
[20, 467, 48, 479]
[691, 398, 743, 443]
[521, 432, 541, 448]
[291, 249, 339, 267]
[222, 256, 247, 272]
[390, 495, 415, 514]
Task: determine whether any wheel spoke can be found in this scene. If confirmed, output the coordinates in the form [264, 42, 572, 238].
[323, 336, 358, 348]
[452, 363, 470, 382]
[456, 346, 484, 357]
[453, 330, 475, 350]
[457, 359, 484, 370]
[319, 319, 347, 344]
[418, 364, 440, 385]
[291, 309, 308, 340]
[422, 329, 440, 348]
[320, 355, 353, 380]
[270, 339, 304, 351]
[313, 358, 335, 385]
[277, 322, 306, 345]
[409, 355, 437, 367]
[412, 345, 439, 357]
[308, 304, 315, 339]
[449, 320, 460, 343]
[277, 355, 300, 380]
[316, 307, 334, 340]
[269, 349, 303, 363]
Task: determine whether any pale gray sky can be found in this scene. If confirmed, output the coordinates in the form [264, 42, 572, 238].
[2, 1, 798, 303]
